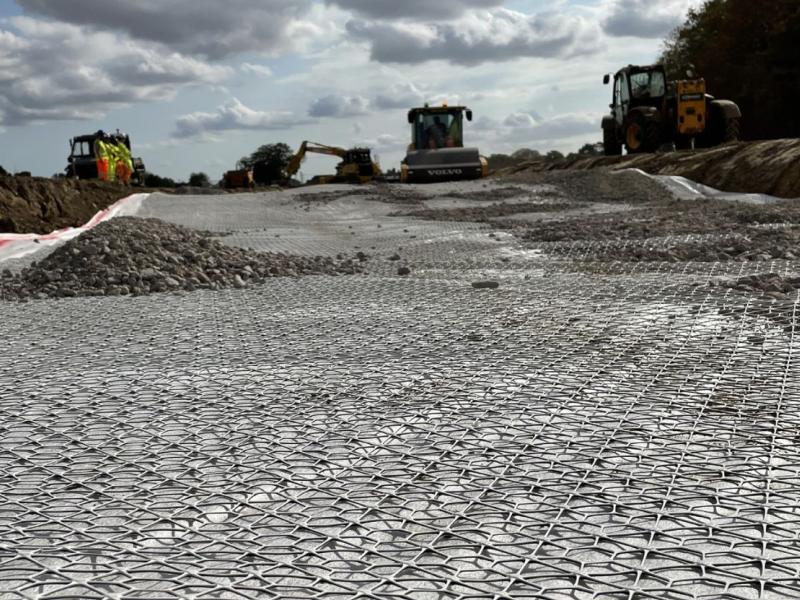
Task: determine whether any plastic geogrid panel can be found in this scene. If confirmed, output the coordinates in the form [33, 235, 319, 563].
[1, 184, 800, 599]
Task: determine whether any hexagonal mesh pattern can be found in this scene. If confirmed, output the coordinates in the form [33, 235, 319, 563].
[1, 185, 799, 599]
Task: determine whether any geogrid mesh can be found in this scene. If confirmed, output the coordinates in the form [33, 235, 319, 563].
[1, 181, 800, 599]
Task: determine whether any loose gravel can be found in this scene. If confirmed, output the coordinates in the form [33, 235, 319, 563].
[444, 186, 547, 201]
[0, 216, 365, 301]
[509, 170, 675, 205]
[514, 199, 800, 243]
[715, 272, 800, 300]
[391, 201, 577, 223]
[568, 226, 800, 263]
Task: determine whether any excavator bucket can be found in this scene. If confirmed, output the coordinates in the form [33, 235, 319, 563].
[402, 147, 486, 183]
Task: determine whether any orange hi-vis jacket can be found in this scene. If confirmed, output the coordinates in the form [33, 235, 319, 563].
[94, 140, 111, 181]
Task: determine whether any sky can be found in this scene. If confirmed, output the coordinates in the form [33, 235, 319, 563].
[0, 0, 703, 181]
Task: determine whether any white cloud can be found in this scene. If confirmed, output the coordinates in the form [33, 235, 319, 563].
[241, 63, 274, 78]
[15, 0, 314, 59]
[373, 82, 426, 109]
[353, 132, 407, 151]
[174, 98, 311, 138]
[475, 111, 602, 145]
[603, 0, 702, 38]
[308, 94, 371, 117]
[346, 8, 603, 65]
[326, 0, 503, 21]
[0, 17, 230, 126]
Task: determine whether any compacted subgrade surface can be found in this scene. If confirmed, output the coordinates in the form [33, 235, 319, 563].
[1, 178, 800, 599]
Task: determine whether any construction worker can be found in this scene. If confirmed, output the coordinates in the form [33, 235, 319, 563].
[427, 116, 448, 149]
[94, 138, 111, 181]
[115, 141, 134, 184]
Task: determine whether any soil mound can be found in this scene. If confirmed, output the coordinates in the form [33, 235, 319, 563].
[1, 217, 365, 301]
[0, 174, 137, 234]
[500, 139, 800, 199]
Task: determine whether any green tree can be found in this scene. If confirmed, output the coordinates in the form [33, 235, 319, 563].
[545, 150, 565, 162]
[486, 154, 518, 170]
[239, 143, 294, 183]
[144, 173, 178, 188]
[188, 172, 211, 187]
[511, 148, 541, 161]
[659, 0, 800, 140]
[578, 142, 603, 156]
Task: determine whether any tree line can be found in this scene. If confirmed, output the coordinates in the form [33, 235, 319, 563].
[143, 143, 294, 189]
[659, 0, 800, 140]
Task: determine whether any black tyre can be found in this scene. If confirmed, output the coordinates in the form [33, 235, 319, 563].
[624, 114, 660, 154]
[701, 104, 739, 147]
[603, 127, 622, 156]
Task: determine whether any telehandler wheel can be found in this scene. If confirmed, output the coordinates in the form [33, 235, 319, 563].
[603, 127, 622, 156]
[624, 114, 659, 154]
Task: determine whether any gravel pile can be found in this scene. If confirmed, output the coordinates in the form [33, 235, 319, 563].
[367, 185, 427, 205]
[509, 170, 675, 205]
[579, 227, 800, 263]
[445, 186, 543, 201]
[392, 201, 577, 223]
[516, 199, 800, 243]
[715, 273, 800, 300]
[0, 217, 365, 301]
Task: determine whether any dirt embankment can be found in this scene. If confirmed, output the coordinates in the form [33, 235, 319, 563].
[500, 139, 800, 199]
[0, 175, 139, 234]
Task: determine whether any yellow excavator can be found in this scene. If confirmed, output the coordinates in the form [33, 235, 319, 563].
[285, 141, 382, 184]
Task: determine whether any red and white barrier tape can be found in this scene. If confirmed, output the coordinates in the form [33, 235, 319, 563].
[0, 193, 148, 263]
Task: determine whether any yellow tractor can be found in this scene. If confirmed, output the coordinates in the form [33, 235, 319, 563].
[602, 64, 742, 155]
[401, 104, 488, 183]
[285, 141, 382, 184]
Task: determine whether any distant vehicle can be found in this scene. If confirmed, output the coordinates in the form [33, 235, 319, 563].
[66, 130, 146, 185]
[401, 103, 488, 183]
[223, 169, 255, 190]
[285, 141, 382, 184]
[602, 64, 742, 155]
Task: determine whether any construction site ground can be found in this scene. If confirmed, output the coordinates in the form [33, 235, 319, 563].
[2, 172, 800, 599]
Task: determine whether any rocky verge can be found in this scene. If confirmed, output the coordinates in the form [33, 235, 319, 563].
[0, 217, 365, 301]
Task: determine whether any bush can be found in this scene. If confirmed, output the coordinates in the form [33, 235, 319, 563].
[239, 143, 293, 184]
[188, 172, 211, 187]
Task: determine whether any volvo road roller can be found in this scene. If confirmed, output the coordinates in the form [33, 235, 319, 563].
[401, 104, 488, 183]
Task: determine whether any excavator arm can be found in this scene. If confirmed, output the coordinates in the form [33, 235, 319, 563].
[285, 141, 347, 178]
